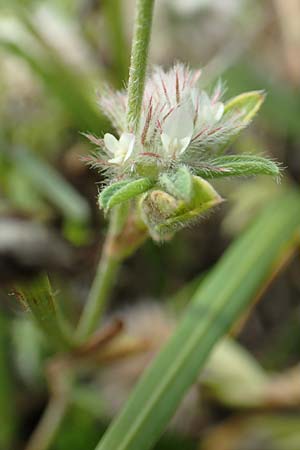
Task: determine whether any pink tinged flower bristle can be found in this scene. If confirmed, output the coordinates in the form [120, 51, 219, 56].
[191, 69, 202, 87]
[211, 83, 222, 105]
[162, 106, 175, 123]
[191, 128, 208, 142]
[193, 96, 200, 126]
[139, 152, 161, 159]
[160, 77, 171, 107]
[141, 97, 153, 145]
[175, 70, 180, 104]
[207, 126, 222, 136]
[182, 68, 188, 90]
[84, 133, 104, 147]
[81, 155, 113, 167]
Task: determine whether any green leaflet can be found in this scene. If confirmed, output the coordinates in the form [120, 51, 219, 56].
[195, 155, 280, 179]
[95, 189, 300, 450]
[224, 90, 265, 124]
[99, 178, 154, 211]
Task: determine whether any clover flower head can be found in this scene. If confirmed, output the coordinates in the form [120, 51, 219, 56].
[88, 62, 279, 239]
[91, 63, 248, 175]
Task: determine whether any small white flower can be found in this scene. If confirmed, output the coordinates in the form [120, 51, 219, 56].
[161, 102, 194, 158]
[199, 92, 224, 124]
[104, 132, 135, 165]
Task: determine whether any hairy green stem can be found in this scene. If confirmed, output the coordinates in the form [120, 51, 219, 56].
[77, 0, 155, 342]
[126, 0, 155, 132]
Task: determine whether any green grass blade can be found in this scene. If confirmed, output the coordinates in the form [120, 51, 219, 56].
[13, 147, 90, 222]
[0, 39, 106, 134]
[17, 275, 74, 351]
[95, 189, 300, 450]
[102, 0, 129, 86]
[0, 314, 16, 449]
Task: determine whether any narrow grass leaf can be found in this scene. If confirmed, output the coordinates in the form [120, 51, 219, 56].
[95, 189, 300, 450]
[13, 148, 90, 222]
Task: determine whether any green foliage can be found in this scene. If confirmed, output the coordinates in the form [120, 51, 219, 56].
[195, 155, 280, 179]
[126, 0, 155, 131]
[140, 171, 222, 239]
[99, 178, 154, 212]
[12, 148, 91, 222]
[224, 90, 265, 124]
[0, 314, 16, 450]
[0, 7, 107, 134]
[95, 189, 300, 450]
[159, 166, 193, 202]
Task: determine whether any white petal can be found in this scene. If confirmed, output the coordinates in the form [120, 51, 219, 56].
[104, 133, 120, 154]
[163, 103, 194, 140]
[119, 132, 135, 149]
[213, 102, 224, 122]
[179, 136, 191, 154]
[124, 139, 135, 161]
[108, 155, 124, 164]
[198, 92, 212, 123]
[161, 133, 171, 153]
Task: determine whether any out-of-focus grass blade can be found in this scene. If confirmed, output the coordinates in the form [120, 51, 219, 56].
[13, 147, 90, 223]
[0, 314, 16, 450]
[102, 0, 129, 86]
[95, 189, 300, 450]
[0, 39, 106, 134]
[17, 275, 74, 351]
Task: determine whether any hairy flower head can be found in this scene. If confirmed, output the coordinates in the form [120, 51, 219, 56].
[86, 63, 279, 240]
[87, 63, 250, 176]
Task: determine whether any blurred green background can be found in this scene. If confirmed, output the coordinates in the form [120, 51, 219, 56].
[2, 1, 300, 449]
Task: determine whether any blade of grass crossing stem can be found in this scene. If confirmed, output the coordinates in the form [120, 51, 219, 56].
[95, 189, 300, 450]
[17, 275, 73, 351]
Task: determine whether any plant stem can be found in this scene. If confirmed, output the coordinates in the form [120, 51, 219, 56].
[126, 0, 155, 132]
[25, 395, 68, 450]
[76, 207, 125, 342]
[77, 0, 155, 342]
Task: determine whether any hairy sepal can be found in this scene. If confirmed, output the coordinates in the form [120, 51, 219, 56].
[218, 91, 265, 154]
[159, 166, 193, 203]
[224, 91, 265, 124]
[140, 176, 222, 240]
